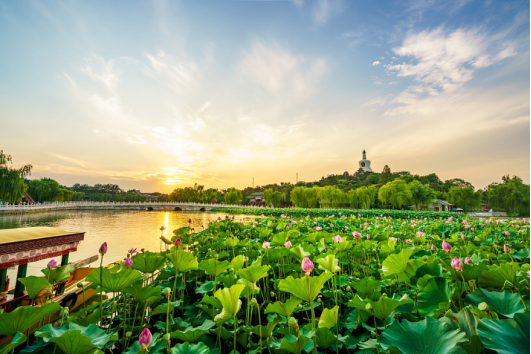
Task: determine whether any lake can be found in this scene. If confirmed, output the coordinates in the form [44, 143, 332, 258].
[0, 210, 258, 278]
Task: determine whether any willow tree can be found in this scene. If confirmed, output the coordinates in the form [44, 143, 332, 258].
[378, 179, 412, 209]
[0, 151, 32, 203]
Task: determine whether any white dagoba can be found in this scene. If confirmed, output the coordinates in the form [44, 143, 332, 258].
[358, 150, 373, 172]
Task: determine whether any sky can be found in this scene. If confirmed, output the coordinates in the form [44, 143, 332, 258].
[0, 0, 529, 193]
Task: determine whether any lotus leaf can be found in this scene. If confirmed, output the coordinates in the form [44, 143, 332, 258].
[0, 302, 61, 337]
[278, 272, 333, 302]
[86, 265, 144, 293]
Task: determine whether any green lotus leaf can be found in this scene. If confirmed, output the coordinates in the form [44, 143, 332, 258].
[86, 265, 144, 293]
[0, 332, 27, 354]
[264, 296, 302, 318]
[125, 283, 162, 302]
[411, 263, 442, 285]
[289, 244, 310, 260]
[47, 330, 97, 354]
[231, 255, 245, 271]
[131, 252, 167, 274]
[198, 258, 231, 276]
[278, 272, 333, 303]
[417, 277, 451, 317]
[441, 259, 488, 282]
[271, 231, 288, 246]
[316, 254, 341, 273]
[213, 284, 245, 324]
[477, 312, 530, 354]
[465, 288, 528, 318]
[377, 316, 467, 354]
[42, 264, 75, 284]
[351, 277, 383, 299]
[347, 294, 413, 321]
[18, 276, 51, 300]
[318, 306, 338, 329]
[381, 249, 415, 281]
[279, 330, 314, 354]
[0, 302, 61, 337]
[478, 262, 519, 289]
[251, 316, 281, 339]
[150, 300, 181, 316]
[170, 342, 210, 354]
[170, 320, 215, 342]
[224, 237, 239, 248]
[236, 264, 269, 283]
[167, 250, 199, 273]
[36, 323, 118, 349]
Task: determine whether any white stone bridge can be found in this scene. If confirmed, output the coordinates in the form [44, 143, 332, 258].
[0, 201, 260, 214]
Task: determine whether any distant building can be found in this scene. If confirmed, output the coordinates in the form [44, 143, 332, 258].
[248, 192, 264, 206]
[430, 199, 454, 212]
[357, 150, 373, 173]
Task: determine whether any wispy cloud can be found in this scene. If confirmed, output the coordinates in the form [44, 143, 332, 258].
[82, 53, 120, 91]
[312, 0, 344, 26]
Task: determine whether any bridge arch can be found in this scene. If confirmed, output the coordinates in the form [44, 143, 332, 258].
[199, 207, 206, 211]
[146, 207, 154, 211]
[174, 207, 183, 211]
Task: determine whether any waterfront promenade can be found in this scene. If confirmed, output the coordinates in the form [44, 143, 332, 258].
[0, 201, 262, 214]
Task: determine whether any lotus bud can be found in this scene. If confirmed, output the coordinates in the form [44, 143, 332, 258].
[99, 242, 108, 255]
[442, 240, 452, 253]
[188, 218, 192, 223]
[53, 322, 59, 328]
[451, 258, 463, 272]
[503, 244, 510, 253]
[160, 226, 166, 231]
[301, 257, 313, 276]
[124, 257, 133, 268]
[461, 234, 465, 240]
[138, 328, 152, 351]
[47, 259, 58, 269]
[175, 238, 182, 246]
[465, 257, 473, 264]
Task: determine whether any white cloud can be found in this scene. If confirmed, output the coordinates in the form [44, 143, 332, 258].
[143, 51, 199, 93]
[312, 0, 344, 26]
[240, 41, 326, 99]
[81, 53, 120, 90]
[372, 61, 381, 66]
[292, 0, 304, 7]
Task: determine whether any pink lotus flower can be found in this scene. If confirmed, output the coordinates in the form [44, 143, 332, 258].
[301, 257, 313, 276]
[389, 237, 398, 241]
[405, 239, 413, 244]
[504, 244, 510, 253]
[352, 231, 362, 238]
[262, 242, 271, 249]
[175, 238, 181, 246]
[315, 226, 322, 231]
[330, 223, 334, 228]
[465, 257, 473, 265]
[416, 231, 425, 237]
[160, 226, 166, 231]
[332, 235, 344, 243]
[366, 234, 370, 239]
[47, 259, 57, 269]
[124, 257, 133, 268]
[451, 258, 463, 272]
[461, 234, 465, 240]
[463, 220, 467, 224]
[138, 328, 152, 351]
[99, 242, 108, 255]
[284, 241, 292, 248]
[471, 227, 474, 231]
[128, 248, 137, 255]
[442, 240, 452, 253]
[217, 216, 221, 220]
[527, 270, 530, 278]
[504, 231, 510, 236]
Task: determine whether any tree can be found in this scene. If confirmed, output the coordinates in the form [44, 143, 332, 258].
[378, 165, 394, 186]
[26, 178, 67, 202]
[378, 179, 412, 209]
[486, 176, 530, 216]
[408, 180, 435, 210]
[0, 151, 32, 203]
[446, 186, 481, 213]
[224, 188, 242, 205]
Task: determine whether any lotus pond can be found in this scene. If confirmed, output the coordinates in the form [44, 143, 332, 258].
[1, 211, 529, 354]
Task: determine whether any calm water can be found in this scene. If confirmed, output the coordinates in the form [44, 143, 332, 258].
[0, 210, 258, 278]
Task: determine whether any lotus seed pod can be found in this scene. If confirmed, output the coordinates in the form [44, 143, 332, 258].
[163, 333, 171, 341]
[346, 285, 352, 292]
[126, 331, 132, 338]
[76, 282, 84, 288]
[365, 303, 373, 311]
[288, 317, 298, 327]
[270, 291, 275, 297]
[162, 287, 172, 296]
[478, 302, 488, 311]
[250, 298, 258, 306]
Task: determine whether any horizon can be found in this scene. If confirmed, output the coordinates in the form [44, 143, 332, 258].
[1, 0, 529, 194]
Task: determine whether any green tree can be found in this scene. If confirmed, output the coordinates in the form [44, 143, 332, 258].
[446, 186, 480, 213]
[0, 151, 32, 203]
[378, 165, 394, 186]
[26, 178, 68, 202]
[408, 180, 435, 210]
[486, 176, 530, 216]
[378, 179, 412, 209]
[224, 188, 242, 204]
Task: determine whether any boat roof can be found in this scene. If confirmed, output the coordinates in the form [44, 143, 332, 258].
[0, 227, 83, 245]
[0, 227, 85, 268]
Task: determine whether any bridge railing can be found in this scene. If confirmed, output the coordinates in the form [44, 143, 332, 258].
[0, 201, 265, 210]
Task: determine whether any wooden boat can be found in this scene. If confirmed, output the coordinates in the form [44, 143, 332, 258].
[0, 227, 101, 341]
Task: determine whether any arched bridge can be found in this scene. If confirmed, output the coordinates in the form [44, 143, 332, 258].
[0, 201, 262, 214]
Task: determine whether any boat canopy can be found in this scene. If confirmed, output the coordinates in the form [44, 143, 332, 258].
[0, 227, 85, 268]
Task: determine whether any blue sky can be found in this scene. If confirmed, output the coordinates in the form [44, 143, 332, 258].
[0, 0, 529, 192]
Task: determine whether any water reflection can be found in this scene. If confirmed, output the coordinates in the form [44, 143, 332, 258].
[0, 210, 257, 278]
